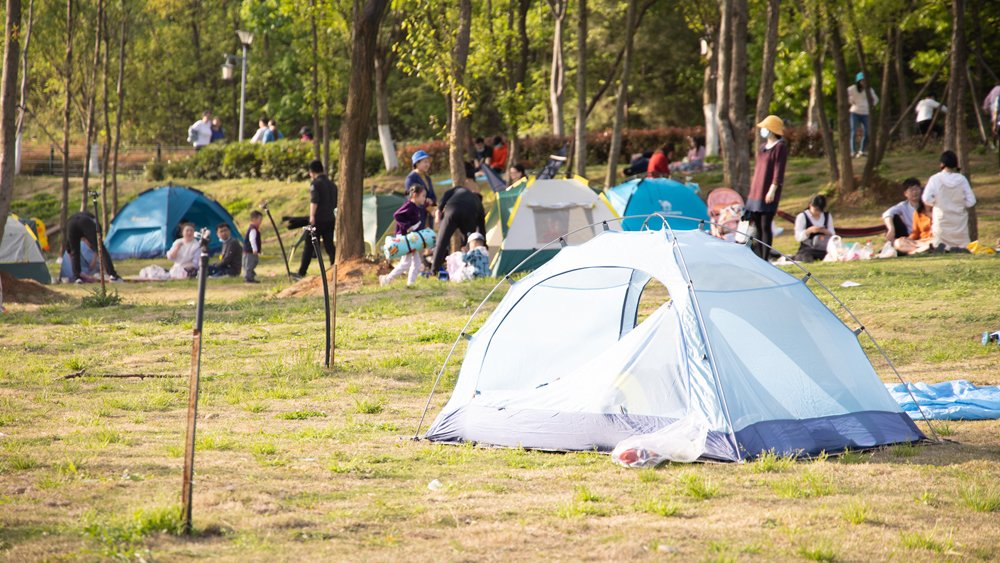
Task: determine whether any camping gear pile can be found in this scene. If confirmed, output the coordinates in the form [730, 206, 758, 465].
[423, 229, 925, 460]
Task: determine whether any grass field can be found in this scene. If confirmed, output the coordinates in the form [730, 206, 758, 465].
[1, 148, 999, 560]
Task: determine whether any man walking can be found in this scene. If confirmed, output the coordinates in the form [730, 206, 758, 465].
[297, 160, 337, 278]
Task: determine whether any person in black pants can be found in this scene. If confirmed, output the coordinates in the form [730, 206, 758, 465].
[297, 159, 337, 278]
[66, 211, 119, 283]
[430, 163, 486, 275]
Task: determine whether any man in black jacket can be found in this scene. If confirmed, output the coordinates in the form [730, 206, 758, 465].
[297, 160, 337, 278]
[66, 211, 119, 283]
[208, 223, 242, 277]
[430, 163, 486, 275]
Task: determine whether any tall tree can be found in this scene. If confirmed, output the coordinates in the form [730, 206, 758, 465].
[335, 0, 390, 262]
[546, 0, 567, 137]
[80, 0, 105, 213]
[754, 0, 780, 154]
[715, 0, 734, 189]
[60, 0, 74, 247]
[846, 0, 880, 188]
[374, 14, 401, 172]
[310, 0, 321, 161]
[729, 0, 750, 194]
[100, 3, 112, 229]
[111, 0, 129, 216]
[448, 0, 472, 188]
[944, 0, 968, 172]
[0, 0, 23, 246]
[827, 10, 855, 194]
[603, 0, 637, 188]
[799, 0, 837, 182]
[13, 0, 32, 175]
[572, 0, 586, 176]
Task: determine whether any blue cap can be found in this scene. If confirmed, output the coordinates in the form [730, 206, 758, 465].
[411, 150, 430, 166]
[855, 72, 865, 82]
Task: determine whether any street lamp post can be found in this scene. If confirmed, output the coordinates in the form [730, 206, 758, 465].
[222, 30, 254, 142]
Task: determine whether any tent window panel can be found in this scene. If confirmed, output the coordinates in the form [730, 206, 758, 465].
[635, 278, 671, 327]
[476, 267, 634, 393]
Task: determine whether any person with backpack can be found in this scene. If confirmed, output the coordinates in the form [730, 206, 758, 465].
[793, 195, 837, 262]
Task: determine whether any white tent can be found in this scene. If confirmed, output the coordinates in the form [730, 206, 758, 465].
[489, 177, 619, 276]
[425, 228, 925, 460]
[0, 216, 50, 284]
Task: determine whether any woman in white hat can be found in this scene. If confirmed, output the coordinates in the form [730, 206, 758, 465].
[745, 114, 788, 260]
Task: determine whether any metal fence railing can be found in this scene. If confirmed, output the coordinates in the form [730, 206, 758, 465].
[17, 143, 196, 176]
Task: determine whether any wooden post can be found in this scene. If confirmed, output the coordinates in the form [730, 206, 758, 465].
[181, 237, 209, 534]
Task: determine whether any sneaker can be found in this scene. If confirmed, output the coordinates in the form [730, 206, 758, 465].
[290, 273, 303, 281]
[110, 275, 123, 283]
[244, 279, 260, 284]
[74, 278, 84, 285]
[378, 274, 389, 286]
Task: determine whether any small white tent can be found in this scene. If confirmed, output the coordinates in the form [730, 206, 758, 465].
[489, 178, 619, 276]
[0, 216, 50, 284]
[425, 228, 924, 460]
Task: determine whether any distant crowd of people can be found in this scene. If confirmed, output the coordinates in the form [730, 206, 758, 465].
[188, 110, 315, 149]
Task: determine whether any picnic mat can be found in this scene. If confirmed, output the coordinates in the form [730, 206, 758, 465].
[886, 380, 1000, 420]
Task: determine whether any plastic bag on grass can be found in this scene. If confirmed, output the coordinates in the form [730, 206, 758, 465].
[611, 414, 709, 467]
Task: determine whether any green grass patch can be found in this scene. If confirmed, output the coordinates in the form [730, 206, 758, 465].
[797, 541, 836, 561]
[276, 410, 328, 420]
[635, 497, 680, 517]
[959, 483, 1000, 512]
[899, 529, 955, 553]
[771, 470, 834, 499]
[841, 500, 870, 525]
[84, 505, 184, 559]
[890, 443, 920, 458]
[679, 471, 718, 500]
[750, 450, 796, 473]
[354, 397, 384, 414]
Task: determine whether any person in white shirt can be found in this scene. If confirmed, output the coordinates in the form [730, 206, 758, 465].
[793, 194, 836, 262]
[846, 72, 879, 158]
[166, 223, 202, 279]
[915, 95, 946, 136]
[187, 110, 214, 149]
[249, 117, 269, 143]
[922, 151, 977, 251]
[881, 178, 922, 241]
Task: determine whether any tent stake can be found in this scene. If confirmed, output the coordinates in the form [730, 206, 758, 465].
[306, 226, 332, 368]
[261, 201, 292, 281]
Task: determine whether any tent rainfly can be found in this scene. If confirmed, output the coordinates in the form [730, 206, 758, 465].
[605, 177, 709, 231]
[105, 185, 242, 259]
[489, 177, 619, 277]
[0, 215, 50, 284]
[425, 228, 926, 460]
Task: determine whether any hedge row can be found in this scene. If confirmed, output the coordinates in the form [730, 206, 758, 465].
[145, 139, 386, 182]
[397, 126, 826, 172]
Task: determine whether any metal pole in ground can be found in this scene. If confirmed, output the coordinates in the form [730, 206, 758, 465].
[330, 257, 338, 368]
[261, 201, 292, 281]
[306, 226, 331, 368]
[89, 191, 107, 295]
[181, 232, 210, 534]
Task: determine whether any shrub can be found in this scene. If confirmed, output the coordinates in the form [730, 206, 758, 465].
[220, 142, 261, 179]
[144, 159, 165, 182]
[185, 143, 226, 180]
[259, 140, 312, 181]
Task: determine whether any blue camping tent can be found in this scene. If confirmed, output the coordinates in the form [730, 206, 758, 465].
[105, 185, 242, 259]
[606, 177, 708, 231]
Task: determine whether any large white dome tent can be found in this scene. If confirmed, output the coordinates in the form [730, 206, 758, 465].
[415, 216, 935, 461]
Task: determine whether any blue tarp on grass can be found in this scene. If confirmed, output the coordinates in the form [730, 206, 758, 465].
[886, 380, 1000, 420]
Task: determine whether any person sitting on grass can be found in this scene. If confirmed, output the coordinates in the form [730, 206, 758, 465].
[882, 178, 923, 243]
[208, 223, 242, 277]
[793, 194, 836, 262]
[167, 223, 202, 279]
[380, 184, 428, 287]
[463, 232, 490, 278]
[893, 199, 934, 255]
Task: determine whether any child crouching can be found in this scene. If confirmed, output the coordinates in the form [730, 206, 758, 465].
[380, 185, 427, 286]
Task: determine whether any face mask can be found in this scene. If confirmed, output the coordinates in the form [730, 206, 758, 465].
[760, 128, 771, 139]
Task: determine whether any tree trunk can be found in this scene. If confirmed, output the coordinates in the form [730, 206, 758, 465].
[547, 0, 567, 138]
[754, 0, 781, 154]
[81, 0, 104, 213]
[335, 0, 390, 262]
[828, 12, 855, 194]
[893, 26, 910, 138]
[603, 0, 636, 188]
[0, 0, 23, 246]
[703, 28, 719, 157]
[60, 0, 74, 249]
[727, 0, 750, 195]
[715, 0, 734, 189]
[804, 7, 837, 182]
[868, 27, 894, 176]
[310, 0, 321, 161]
[573, 0, 586, 176]
[374, 19, 400, 173]
[100, 4, 111, 230]
[111, 0, 128, 217]
[14, 0, 32, 139]
[944, 0, 966, 160]
[448, 0, 472, 188]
